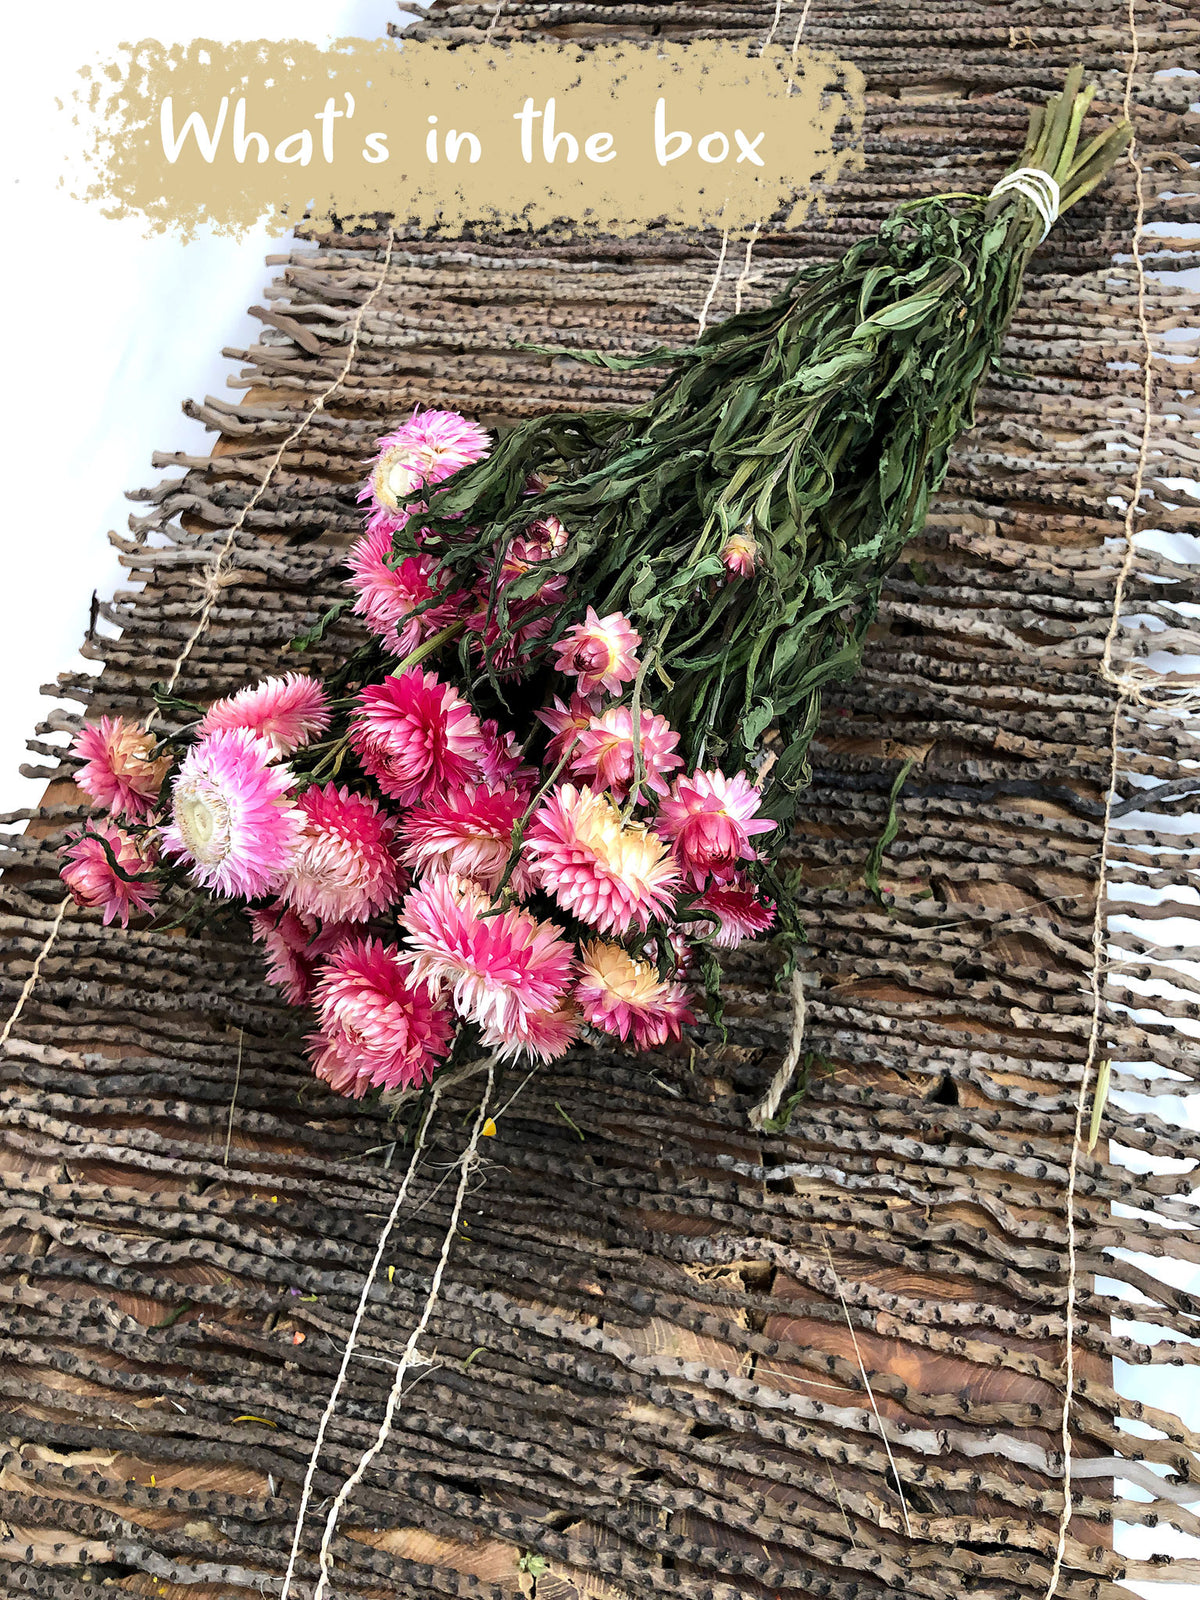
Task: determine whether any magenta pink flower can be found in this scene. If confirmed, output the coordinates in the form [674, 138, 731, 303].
[71, 716, 169, 821]
[720, 531, 759, 578]
[60, 822, 159, 927]
[248, 900, 353, 1005]
[524, 783, 679, 936]
[552, 608, 641, 698]
[475, 719, 536, 793]
[694, 873, 776, 950]
[400, 875, 574, 1036]
[537, 694, 600, 769]
[198, 674, 330, 757]
[360, 410, 491, 530]
[350, 668, 484, 807]
[569, 705, 682, 803]
[281, 784, 404, 923]
[345, 529, 467, 658]
[399, 784, 533, 896]
[479, 999, 581, 1064]
[575, 940, 695, 1050]
[657, 770, 775, 889]
[161, 728, 303, 899]
[309, 936, 454, 1098]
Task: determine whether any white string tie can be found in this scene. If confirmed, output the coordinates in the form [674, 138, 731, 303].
[988, 166, 1061, 242]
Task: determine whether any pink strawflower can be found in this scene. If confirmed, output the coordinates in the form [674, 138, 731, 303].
[198, 674, 330, 757]
[345, 528, 467, 658]
[470, 525, 570, 674]
[281, 784, 404, 923]
[694, 873, 776, 950]
[552, 608, 641, 698]
[400, 875, 574, 1036]
[161, 728, 303, 899]
[524, 784, 679, 936]
[60, 822, 159, 927]
[475, 719, 536, 793]
[479, 999, 581, 1064]
[360, 409, 491, 528]
[575, 940, 695, 1050]
[309, 936, 454, 1098]
[569, 705, 682, 803]
[720, 531, 759, 578]
[71, 715, 169, 821]
[537, 694, 600, 769]
[399, 785, 533, 896]
[657, 769, 775, 889]
[248, 900, 353, 1005]
[350, 668, 484, 807]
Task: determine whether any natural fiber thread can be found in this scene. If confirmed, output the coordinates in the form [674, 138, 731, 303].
[0, 230, 398, 1062]
[312, 1057, 498, 1600]
[760, 0, 785, 54]
[697, 222, 731, 336]
[734, 221, 762, 315]
[1045, 6, 1151, 1593]
[279, 1081, 442, 1600]
[748, 965, 808, 1129]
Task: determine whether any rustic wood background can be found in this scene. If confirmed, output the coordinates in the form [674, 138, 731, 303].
[2, 4, 1199, 1598]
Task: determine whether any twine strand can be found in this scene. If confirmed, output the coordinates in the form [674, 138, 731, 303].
[748, 966, 808, 1129]
[312, 1059, 497, 1600]
[1045, 6, 1151, 1594]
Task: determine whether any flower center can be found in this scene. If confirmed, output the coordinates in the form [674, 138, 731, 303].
[176, 783, 230, 865]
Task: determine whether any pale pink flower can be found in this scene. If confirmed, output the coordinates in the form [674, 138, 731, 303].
[537, 694, 600, 769]
[161, 728, 303, 899]
[309, 936, 454, 1097]
[720, 531, 758, 578]
[569, 705, 682, 803]
[475, 719, 536, 793]
[524, 783, 679, 936]
[71, 716, 169, 821]
[360, 410, 491, 529]
[693, 873, 776, 950]
[281, 785, 404, 923]
[399, 785, 533, 896]
[350, 668, 484, 807]
[552, 608, 641, 698]
[248, 900, 353, 1005]
[479, 998, 581, 1064]
[657, 770, 775, 889]
[60, 822, 159, 927]
[345, 528, 467, 658]
[401, 875, 573, 1036]
[198, 674, 330, 757]
[575, 940, 695, 1050]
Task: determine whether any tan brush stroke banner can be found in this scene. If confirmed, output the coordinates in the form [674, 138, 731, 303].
[73, 39, 864, 239]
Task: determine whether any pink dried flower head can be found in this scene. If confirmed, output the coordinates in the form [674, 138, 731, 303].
[657, 769, 775, 889]
[475, 719, 536, 794]
[537, 694, 600, 769]
[552, 608, 641, 698]
[309, 936, 454, 1098]
[281, 784, 404, 924]
[399, 785, 533, 897]
[401, 875, 574, 1036]
[575, 940, 695, 1050]
[720, 531, 759, 579]
[479, 998, 581, 1064]
[248, 900, 353, 1006]
[198, 674, 331, 757]
[345, 529, 467, 658]
[519, 515, 569, 562]
[693, 873, 776, 950]
[60, 822, 159, 927]
[569, 705, 682, 803]
[360, 409, 491, 526]
[525, 783, 679, 936]
[162, 728, 303, 899]
[71, 715, 170, 820]
[350, 668, 484, 807]
[469, 578, 567, 674]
